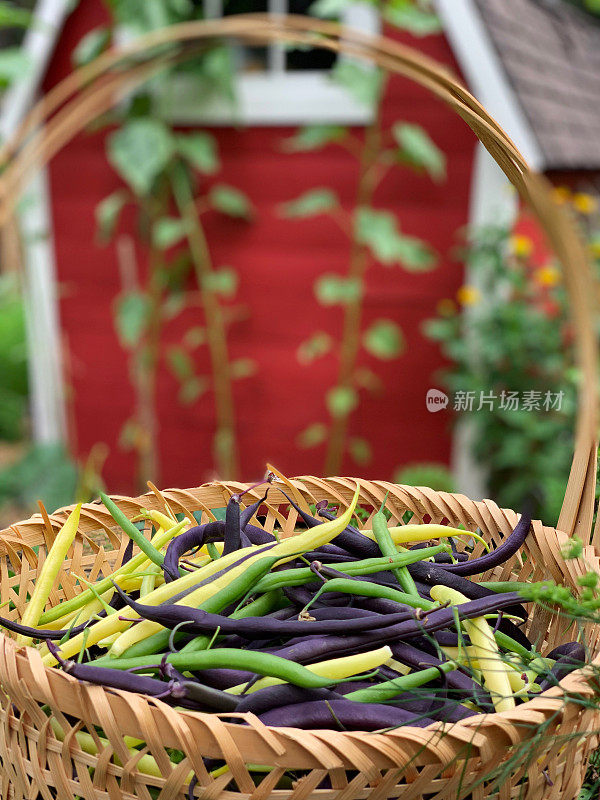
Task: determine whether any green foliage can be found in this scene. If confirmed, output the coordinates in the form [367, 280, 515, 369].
[152, 217, 190, 249]
[392, 122, 446, 181]
[282, 125, 347, 152]
[113, 291, 149, 349]
[279, 189, 339, 218]
[0, 276, 28, 441]
[384, 1, 442, 34]
[0, 444, 78, 513]
[72, 27, 110, 67]
[394, 462, 455, 492]
[0, 3, 32, 28]
[349, 437, 372, 465]
[355, 207, 436, 270]
[314, 274, 362, 306]
[95, 191, 129, 243]
[326, 386, 358, 417]
[297, 332, 333, 365]
[332, 60, 383, 106]
[202, 267, 238, 298]
[175, 132, 219, 174]
[208, 184, 253, 219]
[362, 319, 404, 360]
[107, 119, 174, 196]
[423, 225, 579, 525]
[297, 423, 328, 448]
[0, 47, 29, 86]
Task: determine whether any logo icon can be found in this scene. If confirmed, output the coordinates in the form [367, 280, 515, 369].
[426, 388, 448, 413]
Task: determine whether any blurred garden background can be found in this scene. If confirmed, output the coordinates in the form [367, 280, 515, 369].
[0, 0, 599, 527]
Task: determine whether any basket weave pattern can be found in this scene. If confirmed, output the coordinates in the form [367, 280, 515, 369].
[1, 13, 599, 800]
[0, 480, 599, 800]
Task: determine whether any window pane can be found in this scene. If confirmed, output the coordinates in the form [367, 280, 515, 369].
[223, 0, 269, 72]
[285, 0, 337, 71]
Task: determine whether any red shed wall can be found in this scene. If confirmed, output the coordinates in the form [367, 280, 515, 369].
[43, 2, 476, 493]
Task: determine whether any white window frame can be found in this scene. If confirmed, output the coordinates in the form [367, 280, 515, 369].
[130, 2, 381, 126]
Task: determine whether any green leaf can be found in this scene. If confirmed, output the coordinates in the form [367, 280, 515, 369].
[355, 207, 436, 270]
[152, 217, 189, 249]
[0, 4, 32, 28]
[326, 386, 358, 418]
[183, 326, 206, 348]
[107, 119, 174, 196]
[0, 48, 30, 86]
[309, 0, 349, 16]
[297, 332, 333, 365]
[392, 123, 446, 181]
[113, 292, 149, 349]
[201, 45, 235, 104]
[209, 184, 254, 219]
[393, 463, 455, 492]
[167, 346, 194, 381]
[332, 60, 382, 106]
[279, 189, 339, 218]
[363, 319, 405, 360]
[231, 358, 257, 379]
[179, 376, 208, 405]
[297, 423, 328, 448]
[202, 267, 238, 297]
[95, 190, 128, 243]
[384, 3, 442, 35]
[349, 437, 372, 465]
[282, 125, 347, 152]
[72, 27, 110, 67]
[176, 132, 219, 174]
[315, 274, 362, 306]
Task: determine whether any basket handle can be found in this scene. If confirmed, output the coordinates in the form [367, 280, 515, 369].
[0, 14, 596, 539]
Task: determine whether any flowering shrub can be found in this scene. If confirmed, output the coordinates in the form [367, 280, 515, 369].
[423, 191, 600, 524]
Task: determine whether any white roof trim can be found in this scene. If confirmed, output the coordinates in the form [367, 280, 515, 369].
[0, 0, 70, 141]
[434, 0, 545, 171]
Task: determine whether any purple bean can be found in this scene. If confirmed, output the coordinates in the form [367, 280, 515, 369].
[538, 643, 586, 691]
[113, 584, 427, 639]
[163, 522, 225, 583]
[259, 699, 436, 730]
[236, 685, 337, 714]
[437, 512, 531, 576]
[545, 642, 586, 661]
[47, 642, 238, 711]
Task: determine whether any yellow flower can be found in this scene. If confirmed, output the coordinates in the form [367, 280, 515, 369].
[536, 265, 561, 287]
[436, 298, 456, 316]
[573, 193, 598, 215]
[510, 234, 533, 258]
[551, 186, 571, 205]
[456, 285, 481, 306]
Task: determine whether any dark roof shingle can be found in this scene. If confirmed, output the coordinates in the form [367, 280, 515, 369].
[473, 0, 600, 169]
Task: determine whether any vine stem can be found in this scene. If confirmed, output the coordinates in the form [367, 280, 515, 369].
[324, 93, 384, 476]
[171, 164, 239, 479]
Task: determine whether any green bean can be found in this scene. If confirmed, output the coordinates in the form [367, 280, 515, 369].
[249, 546, 448, 596]
[305, 577, 434, 611]
[115, 557, 283, 660]
[100, 491, 165, 568]
[371, 504, 419, 597]
[88, 649, 341, 689]
[344, 661, 456, 703]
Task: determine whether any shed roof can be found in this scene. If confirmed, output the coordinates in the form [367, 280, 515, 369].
[473, 0, 600, 170]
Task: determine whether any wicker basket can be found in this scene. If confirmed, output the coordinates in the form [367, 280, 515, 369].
[1, 14, 600, 800]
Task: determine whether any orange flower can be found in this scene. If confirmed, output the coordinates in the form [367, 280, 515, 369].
[456, 285, 481, 306]
[510, 234, 533, 258]
[535, 265, 561, 287]
[573, 193, 598, 215]
[551, 186, 571, 205]
[436, 298, 456, 316]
